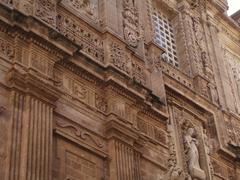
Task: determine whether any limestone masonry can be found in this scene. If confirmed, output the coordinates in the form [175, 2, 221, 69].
[0, 0, 240, 179]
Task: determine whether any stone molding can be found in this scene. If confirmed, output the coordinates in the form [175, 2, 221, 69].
[0, 0, 239, 179]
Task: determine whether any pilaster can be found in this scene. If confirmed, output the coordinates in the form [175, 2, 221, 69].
[5, 68, 60, 180]
[105, 118, 142, 180]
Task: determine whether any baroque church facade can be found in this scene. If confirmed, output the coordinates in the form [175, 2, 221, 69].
[0, 0, 240, 179]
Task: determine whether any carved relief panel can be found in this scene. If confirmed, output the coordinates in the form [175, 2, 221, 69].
[223, 48, 240, 114]
[56, 8, 104, 63]
[108, 40, 132, 75]
[0, 37, 14, 62]
[60, 0, 101, 25]
[170, 105, 213, 180]
[59, 71, 108, 113]
[106, 38, 148, 87]
[177, 0, 214, 80]
[122, 0, 140, 48]
[224, 114, 240, 147]
[35, 0, 56, 26]
[137, 117, 167, 146]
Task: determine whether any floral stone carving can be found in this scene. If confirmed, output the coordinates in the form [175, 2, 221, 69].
[122, 0, 140, 48]
[63, 0, 98, 21]
[109, 42, 131, 75]
[35, 0, 56, 26]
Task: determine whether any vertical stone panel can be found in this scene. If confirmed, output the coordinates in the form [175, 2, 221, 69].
[6, 91, 54, 180]
[114, 140, 140, 180]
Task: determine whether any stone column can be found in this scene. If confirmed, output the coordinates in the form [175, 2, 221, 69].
[5, 69, 59, 180]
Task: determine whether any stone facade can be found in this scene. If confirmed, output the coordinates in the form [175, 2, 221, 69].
[0, 0, 240, 180]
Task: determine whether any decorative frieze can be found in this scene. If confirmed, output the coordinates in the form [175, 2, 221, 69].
[0, 38, 14, 61]
[61, 73, 108, 113]
[137, 118, 167, 145]
[19, 0, 33, 15]
[225, 115, 240, 147]
[30, 51, 55, 78]
[223, 49, 240, 114]
[56, 12, 104, 63]
[109, 41, 131, 75]
[61, 0, 99, 24]
[35, 0, 56, 26]
[132, 61, 146, 85]
[62, 74, 89, 103]
[0, 1, 239, 180]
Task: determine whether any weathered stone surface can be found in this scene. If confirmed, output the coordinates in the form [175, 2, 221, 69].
[0, 0, 239, 180]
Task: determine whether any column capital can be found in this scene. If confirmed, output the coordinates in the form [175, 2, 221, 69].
[6, 68, 60, 105]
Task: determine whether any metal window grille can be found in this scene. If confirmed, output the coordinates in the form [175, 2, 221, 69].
[151, 9, 179, 67]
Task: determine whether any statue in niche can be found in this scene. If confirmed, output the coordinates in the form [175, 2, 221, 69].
[184, 127, 206, 180]
[159, 125, 186, 180]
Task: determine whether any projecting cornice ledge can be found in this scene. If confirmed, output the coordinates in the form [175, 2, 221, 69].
[6, 68, 61, 105]
[0, 3, 79, 57]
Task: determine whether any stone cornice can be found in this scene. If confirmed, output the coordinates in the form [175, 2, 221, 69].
[59, 58, 168, 120]
[164, 73, 218, 114]
[0, 3, 169, 116]
[6, 68, 61, 105]
[0, 4, 78, 57]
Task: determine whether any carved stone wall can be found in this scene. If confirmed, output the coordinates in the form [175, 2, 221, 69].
[0, 0, 240, 180]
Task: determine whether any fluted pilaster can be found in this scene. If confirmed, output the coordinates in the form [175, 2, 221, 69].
[114, 140, 141, 180]
[5, 68, 59, 180]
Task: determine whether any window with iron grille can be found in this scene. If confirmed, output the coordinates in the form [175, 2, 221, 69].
[148, 2, 179, 68]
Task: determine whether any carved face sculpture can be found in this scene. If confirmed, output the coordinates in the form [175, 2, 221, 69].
[187, 127, 195, 137]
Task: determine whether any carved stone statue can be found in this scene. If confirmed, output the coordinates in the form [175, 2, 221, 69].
[184, 128, 206, 180]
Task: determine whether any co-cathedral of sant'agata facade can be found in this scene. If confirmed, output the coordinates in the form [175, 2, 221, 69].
[0, 0, 240, 180]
